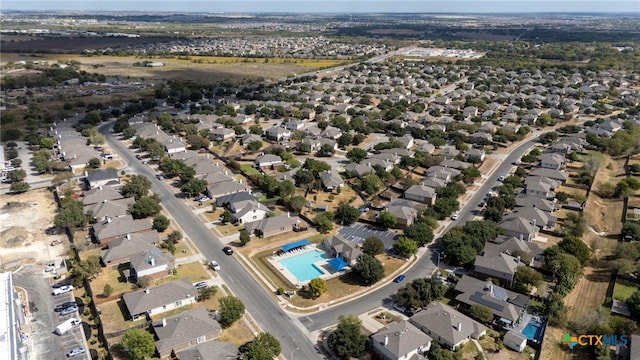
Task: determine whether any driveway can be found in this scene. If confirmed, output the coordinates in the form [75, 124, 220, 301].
[338, 224, 398, 250]
[13, 266, 88, 360]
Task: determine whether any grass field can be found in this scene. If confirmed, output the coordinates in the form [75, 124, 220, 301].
[1, 53, 347, 82]
[613, 282, 638, 301]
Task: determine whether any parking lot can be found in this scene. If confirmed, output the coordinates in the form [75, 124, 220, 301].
[337, 224, 399, 250]
[13, 265, 89, 360]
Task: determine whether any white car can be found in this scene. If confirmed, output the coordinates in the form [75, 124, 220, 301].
[450, 213, 459, 221]
[66, 347, 86, 358]
[210, 260, 221, 271]
[498, 175, 505, 182]
[52, 285, 74, 296]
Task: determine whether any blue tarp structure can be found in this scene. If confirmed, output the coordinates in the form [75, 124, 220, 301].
[328, 257, 348, 271]
[281, 239, 311, 252]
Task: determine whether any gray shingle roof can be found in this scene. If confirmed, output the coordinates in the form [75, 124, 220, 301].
[409, 302, 487, 349]
[86, 169, 119, 183]
[244, 214, 299, 235]
[176, 341, 238, 360]
[123, 279, 195, 316]
[154, 307, 222, 356]
[474, 251, 521, 276]
[82, 186, 123, 205]
[100, 233, 158, 264]
[371, 321, 432, 358]
[93, 215, 152, 242]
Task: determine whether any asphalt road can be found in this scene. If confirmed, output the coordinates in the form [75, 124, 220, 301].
[100, 124, 321, 360]
[300, 135, 540, 332]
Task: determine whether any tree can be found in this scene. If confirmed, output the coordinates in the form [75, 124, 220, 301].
[54, 198, 86, 229]
[302, 158, 331, 176]
[627, 290, 640, 320]
[284, 195, 306, 213]
[246, 140, 263, 152]
[352, 254, 385, 285]
[308, 278, 327, 298]
[122, 127, 136, 139]
[393, 237, 418, 258]
[469, 304, 494, 323]
[377, 210, 397, 228]
[10, 181, 29, 193]
[218, 296, 245, 328]
[239, 229, 251, 246]
[243, 332, 281, 360]
[317, 143, 336, 157]
[314, 211, 334, 233]
[346, 148, 368, 163]
[186, 134, 210, 150]
[70, 255, 102, 286]
[483, 207, 503, 222]
[622, 223, 640, 241]
[558, 236, 591, 265]
[7, 169, 26, 182]
[121, 174, 151, 200]
[130, 196, 161, 219]
[404, 222, 434, 246]
[396, 278, 446, 310]
[197, 286, 217, 302]
[121, 328, 155, 360]
[428, 343, 456, 360]
[361, 173, 382, 195]
[180, 178, 207, 197]
[334, 203, 360, 226]
[152, 214, 170, 232]
[362, 237, 385, 256]
[221, 209, 232, 224]
[87, 157, 102, 169]
[328, 315, 367, 360]
[514, 266, 544, 290]
[103, 283, 113, 297]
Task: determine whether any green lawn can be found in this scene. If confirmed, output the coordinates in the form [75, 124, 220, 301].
[613, 282, 639, 301]
[240, 164, 261, 177]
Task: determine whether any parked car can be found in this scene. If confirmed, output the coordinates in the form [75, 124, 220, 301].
[393, 274, 406, 283]
[498, 175, 505, 182]
[66, 347, 86, 358]
[45, 263, 56, 272]
[52, 285, 74, 296]
[55, 301, 78, 312]
[223, 246, 234, 255]
[209, 260, 221, 271]
[450, 213, 459, 221]
[393, 303, 406, 313]
[60, 305, 79, 316]
[52, 279, 72, 288]
[194, 281, 208, 290]
[156, 175, 164, 180]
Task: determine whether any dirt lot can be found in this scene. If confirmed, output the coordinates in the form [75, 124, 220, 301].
[0, 188, 67, 267]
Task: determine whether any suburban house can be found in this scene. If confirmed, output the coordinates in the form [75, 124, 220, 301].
[415, 141, 436, 154]
[383, 199, 420, 228]
[244, 214, 300, 238]
[404, 184, 437, 206]
[499, 217, 539, 241]
[122, 279, 197, 320]
[298, 138, 322, 153]
[153, 307, 222, 358]
[216, 191, 256, 208]
[323, 234, 363, 265]
[503, 330, 528, 353]
[255, 154, 284, 169]
[208, 128, 236, 142]
[175, 341, 238, 360]
[92, 215, 153, 245]
[320, 126, 343, 140]
[409, 302, 487, 350]
[86, 169, 120, 190]
[483, 236, 544, 267]
[163, 139, 187, 154]
[504, 207, 557, 229]
[419, 177, 447, 190]
[515, 194, 556, 213]
[85, 197, 135, 223]
[319, 170, 344, 192]
[439, 146, 460, 159]
[371, 320, 432, 360]
[100, 232, 160, 269]
[524, 177, 555, 199]
[284, 120, 305, 131]
[528, 168, 568, 183]
[241, 133, 262, 145]
[454, 276, 529, 327]
[464, 148, 486, 162]
[82, 186, 124, 206]
[206, 180, 248, 200]
[128, 248, 175, 282]
[230, 200, 269, 224]
[473, 251, 523, 287]
[265, 127, 291, 142]
[344, 163, 374, 178]
[538, 153, 566, 170]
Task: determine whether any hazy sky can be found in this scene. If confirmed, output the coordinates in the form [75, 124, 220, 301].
[2, 1, 639, 13]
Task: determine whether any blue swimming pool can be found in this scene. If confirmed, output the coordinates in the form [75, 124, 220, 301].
[522, 321, 543, 341]
[279, 250, 327, 282]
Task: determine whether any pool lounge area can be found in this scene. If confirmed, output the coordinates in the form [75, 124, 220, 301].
[512, 313, 545, 343]
[268, 240, 349, 286]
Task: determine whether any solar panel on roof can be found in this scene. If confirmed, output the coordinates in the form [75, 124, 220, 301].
[491, 286, 509, 301]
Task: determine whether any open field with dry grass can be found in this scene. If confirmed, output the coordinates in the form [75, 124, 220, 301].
[1, 53, 346, 82]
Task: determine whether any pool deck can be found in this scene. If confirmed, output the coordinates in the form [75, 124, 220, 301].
[511, 312, 544, 341]
[267, 246, 345, 286]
